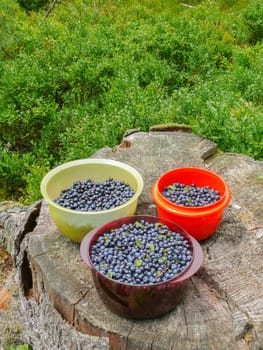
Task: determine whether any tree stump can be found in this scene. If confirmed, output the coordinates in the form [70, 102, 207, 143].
[4, 130, 263, 350]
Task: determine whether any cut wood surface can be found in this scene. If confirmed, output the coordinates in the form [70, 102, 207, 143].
[4, 131, 263, 350]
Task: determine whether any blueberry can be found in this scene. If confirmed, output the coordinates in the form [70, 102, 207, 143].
[55, 178, 135, 212]
[162, 182, 221, 207]
[90, 220, 193, 286]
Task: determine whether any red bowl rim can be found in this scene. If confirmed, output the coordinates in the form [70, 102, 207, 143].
[152, 167, 231, 216]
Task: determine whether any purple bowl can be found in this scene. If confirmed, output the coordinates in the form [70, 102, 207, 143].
[80, 215, 203, 319]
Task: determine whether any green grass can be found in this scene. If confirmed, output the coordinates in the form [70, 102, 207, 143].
[0, 0, 262, 203]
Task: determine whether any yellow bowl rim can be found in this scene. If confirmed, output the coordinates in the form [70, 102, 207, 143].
[40, 158, 144, 216]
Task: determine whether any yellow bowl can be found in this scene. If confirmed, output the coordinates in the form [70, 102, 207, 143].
[40, 158, 144, 243]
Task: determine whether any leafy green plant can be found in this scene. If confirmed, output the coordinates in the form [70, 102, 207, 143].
[0, 0, 262, 204]
[17, 0, 48, 12]
[7, 344, 32, 350]
[242, 0, 263, 44]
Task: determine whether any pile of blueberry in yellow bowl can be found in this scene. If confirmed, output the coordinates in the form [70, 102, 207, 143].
[40, 158, 144, 243]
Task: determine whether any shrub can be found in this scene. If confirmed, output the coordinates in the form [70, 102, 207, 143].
[0, 0, 262, 203]
[17, 0, 48, 12]
[242, 0, 263, 44]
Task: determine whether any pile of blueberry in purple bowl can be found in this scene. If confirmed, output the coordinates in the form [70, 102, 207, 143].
[80, 215, 203, 319]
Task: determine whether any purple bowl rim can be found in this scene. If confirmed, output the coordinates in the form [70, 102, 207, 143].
[80, 215, 203, 287]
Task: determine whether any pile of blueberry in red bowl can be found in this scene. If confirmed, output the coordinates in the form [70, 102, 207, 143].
[80, 215, 203, 319]
[152, 167, 231, 241]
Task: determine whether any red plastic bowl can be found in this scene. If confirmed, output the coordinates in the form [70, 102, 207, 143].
[152, 167, 231, 241]
[80, 215, 203, 319]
